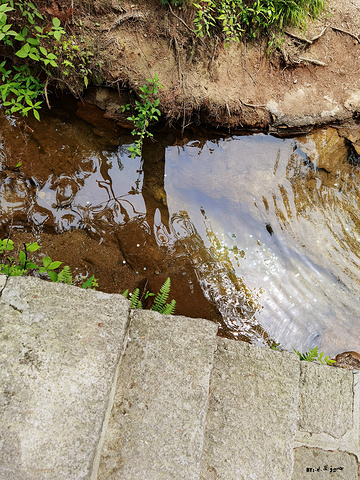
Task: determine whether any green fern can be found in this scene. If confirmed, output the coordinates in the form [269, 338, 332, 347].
[122, 278, 176, 314]
[151, 277, 171, 313]
[130, 288, 140, 308]
[294, 347, 335, 365]
[161, 299, 176, 315]
[57, 265, 73, 284]
[294, 347, 319, 362]
[122, 288, 142, 308]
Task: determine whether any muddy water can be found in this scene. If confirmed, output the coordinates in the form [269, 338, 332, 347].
[1, 97, 360, 356]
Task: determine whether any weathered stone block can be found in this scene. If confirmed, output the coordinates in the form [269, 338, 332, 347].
[200, 339, 300, 480]
[298, 362, 353, 438]
[98, 310, 218, 480]
[0, 276, 130, 480]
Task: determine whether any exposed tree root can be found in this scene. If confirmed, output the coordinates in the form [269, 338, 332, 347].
[331, 25, 360, 43]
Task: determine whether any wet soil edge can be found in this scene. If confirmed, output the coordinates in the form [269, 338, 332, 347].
[78, 0, 360, 136]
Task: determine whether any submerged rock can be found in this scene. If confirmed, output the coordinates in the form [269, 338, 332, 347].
[334, 351, 360, 370]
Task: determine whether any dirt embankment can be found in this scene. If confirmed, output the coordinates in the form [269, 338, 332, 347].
[79, 0, 360, 134]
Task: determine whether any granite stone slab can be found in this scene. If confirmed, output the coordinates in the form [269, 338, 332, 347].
[0, 276, 131, 480]
[298, 362, 354, 438]
[98, 310, 218, 480]
[200, 339, 300, 480]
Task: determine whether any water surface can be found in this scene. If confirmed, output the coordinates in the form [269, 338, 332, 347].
[1, 100, 360, 356]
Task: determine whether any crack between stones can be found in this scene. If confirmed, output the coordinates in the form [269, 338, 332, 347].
[0, 275, 8, 296]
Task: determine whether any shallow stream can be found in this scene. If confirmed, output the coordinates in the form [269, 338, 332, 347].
[1, 95, 360, 356]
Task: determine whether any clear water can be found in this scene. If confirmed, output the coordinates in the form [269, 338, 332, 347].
[1, 103, 360, 356]
[163, 132, 360, 355]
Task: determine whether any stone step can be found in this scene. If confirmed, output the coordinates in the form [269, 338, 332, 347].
[1, 276, 360, 480]
[200, 339, 300, 480]
[0, 276, 131, 480]
[97, 310, 218, 480]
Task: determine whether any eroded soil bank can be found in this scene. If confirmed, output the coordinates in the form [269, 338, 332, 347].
[76, 0, 360, 133]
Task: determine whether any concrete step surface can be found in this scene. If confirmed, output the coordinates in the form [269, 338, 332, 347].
[0, 276, 359, 480]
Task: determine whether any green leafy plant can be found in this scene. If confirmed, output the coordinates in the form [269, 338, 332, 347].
[193, 0, 325, 47]
[150, 277, 176, 314]
[0, 1, 96, 120]
[56, 264, 73, 284]
[294, 347, 335, 365]
[122, 74, 163, 158]
[80, 274, 99, 290]
[0, 1, 68, 119]
[122, 277, 176, 314]
[193, 0, 216, 38]
[0, 240, 65, 278]
[53, 34, 94, 87]
[0, 238, 98, 289]
[122, 287, 143, 308]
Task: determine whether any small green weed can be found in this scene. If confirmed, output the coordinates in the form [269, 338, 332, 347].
[192, 0, 325, 48]
[0, 238, 98, 289]
[122, 277, 176, 315]
[271, 342, 335, 365]
[122, 74, 163, 159]
[294, 347, 335, 365]
[0, 2, 67, 119]
[0, 1, 96, 120]
[80, 274, 99, 290]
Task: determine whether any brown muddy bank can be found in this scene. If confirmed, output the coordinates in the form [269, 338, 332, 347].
[75, 0, 360, 134]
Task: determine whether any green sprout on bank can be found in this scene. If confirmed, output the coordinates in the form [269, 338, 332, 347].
[162, 0, 325, 49]
[0, 1, 95, 120]
[122, 74, 163, 159]
[294, 347, 336, 365]
[271, 342, 335, 365]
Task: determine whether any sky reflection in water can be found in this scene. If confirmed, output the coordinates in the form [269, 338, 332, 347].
[164, 131, 360, 355]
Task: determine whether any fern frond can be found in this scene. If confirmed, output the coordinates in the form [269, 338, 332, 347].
[294, 347, 334, 365]
[303, 347, 319, 362]
[151, 277, 171, 313]
[294, 347, 318, 362]
[318, 352, 336, 365]
[130, 288, 140, 308]
[324, 356, 336, 365]
[57, 265, 73, 284]
[122, 278, 175, 315]
[161, 299, 176, 315]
